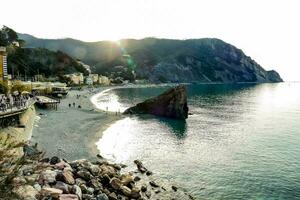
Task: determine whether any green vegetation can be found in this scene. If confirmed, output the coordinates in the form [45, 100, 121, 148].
[0, 26, 21, 46]
[19, 34, 283, 83]
[10, 80, 30, 93]
[0, 26, 89, 80]
[0, 82, 8, 94]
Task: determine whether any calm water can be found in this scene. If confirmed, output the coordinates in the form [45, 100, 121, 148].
[95, 83, 300, 200]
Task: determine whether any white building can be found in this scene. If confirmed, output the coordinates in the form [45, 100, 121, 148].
[85, 77, 93, 85]
[90, 74, 99, 83]
[98, 75, 110, 85]
[65, 73, 84, 85]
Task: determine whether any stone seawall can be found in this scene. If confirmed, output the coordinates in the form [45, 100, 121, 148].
[0, 104, 36, 156]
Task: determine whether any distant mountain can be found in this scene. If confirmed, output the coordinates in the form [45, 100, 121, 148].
[18, 33, 283, 83]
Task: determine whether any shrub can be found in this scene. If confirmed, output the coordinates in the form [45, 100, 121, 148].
[0, 82, 8, 94]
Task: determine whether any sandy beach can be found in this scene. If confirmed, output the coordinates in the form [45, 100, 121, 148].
[31, 86, 123, 161]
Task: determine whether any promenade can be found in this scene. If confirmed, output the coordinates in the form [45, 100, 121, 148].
[0, 98, 35, 119]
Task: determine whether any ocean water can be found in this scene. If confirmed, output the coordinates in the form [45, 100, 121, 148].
[95, 83, 300, 200]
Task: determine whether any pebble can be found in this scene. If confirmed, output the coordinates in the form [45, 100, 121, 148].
[172, 185, 178, 192]
[141, 185, 147, 192]
[146, 171, 153, 176]
[149, 181, 159, 188]
[96, 193, 109, 200]
[134, 176, 141, 182]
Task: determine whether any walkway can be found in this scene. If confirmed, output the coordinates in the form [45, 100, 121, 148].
[0, 99, 36, 119]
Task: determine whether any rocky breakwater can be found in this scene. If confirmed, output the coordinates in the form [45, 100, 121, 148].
[10, 153, 194, 200]
[124, 85, 189, 120]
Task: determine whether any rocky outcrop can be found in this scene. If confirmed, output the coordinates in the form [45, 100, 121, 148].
[123, 85, 189, 119]
[265, 70, 283, 82]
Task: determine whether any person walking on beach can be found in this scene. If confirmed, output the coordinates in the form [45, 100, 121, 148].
[73, 102, 75, 107]
[69, 103, 71, 108]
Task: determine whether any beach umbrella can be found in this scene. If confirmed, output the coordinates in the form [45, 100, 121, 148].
[21, 91, 30, 95]
[13, 91, 19, 95]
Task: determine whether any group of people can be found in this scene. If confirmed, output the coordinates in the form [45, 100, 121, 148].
[0, 93, 31, 112]
[68, 102, 81, 109]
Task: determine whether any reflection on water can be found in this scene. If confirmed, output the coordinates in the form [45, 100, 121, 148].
[95, 83, 300, 199]
[158, 117, 187, 137]
[91, 88, 126, 112]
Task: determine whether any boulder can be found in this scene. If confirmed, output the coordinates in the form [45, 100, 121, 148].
[12, 185, 38, 200]
[50, 156, 61, 165]
[99, 164, 117, 177]
[53, 181, 69, 193]
[120, 186, 131, 196]
[108, 192, 118, 200]
[76, 169, 92, 181]
[38, 170, 57, 185]
[63, 170, 75, 185]
[71, 185, 82, 200]
[90, 178, 102, 189]
[130, 187, 141, 198]
[120, 173, 134, 186]
[96, 193, 109, 200]
[59, 194, 79, 200]
[124, 85, 188, 119]
[110, 177, 122, 190]
[41, 187, 63, 198]
[133, 160, 147, 173]
[12, 176, 27, 186]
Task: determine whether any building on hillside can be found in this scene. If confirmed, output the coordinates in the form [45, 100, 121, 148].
[85, 77, 93, 85]
[99, 75, 110, 85]
[64, 73, 84, 85]
[90, 74, 99, 83]
[0, 47, 8, 82]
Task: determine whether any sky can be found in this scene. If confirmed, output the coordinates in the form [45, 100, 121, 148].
[0, 0, 299, 81]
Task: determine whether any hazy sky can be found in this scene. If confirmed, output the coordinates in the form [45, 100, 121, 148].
[1, 0, 299, 81]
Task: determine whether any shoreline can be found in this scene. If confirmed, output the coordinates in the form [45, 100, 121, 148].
[31, 86, 123, 161]
[0, 85, 194, 200]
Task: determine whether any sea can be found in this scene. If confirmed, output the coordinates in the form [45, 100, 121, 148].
[93, 82, 300, 200]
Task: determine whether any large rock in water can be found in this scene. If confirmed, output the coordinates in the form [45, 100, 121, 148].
[123, 85, 188, 119]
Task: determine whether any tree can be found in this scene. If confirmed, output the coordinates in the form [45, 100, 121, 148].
[0, 83, 8, 94]
[11, 81, 30, 93]
[0, 31, 8, 46]
[2, 26, 18, 43]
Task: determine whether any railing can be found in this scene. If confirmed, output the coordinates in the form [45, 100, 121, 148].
[0, 99, 35, 114]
